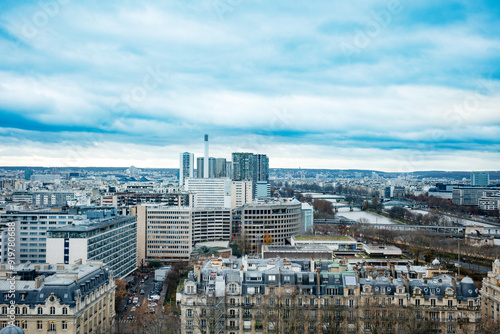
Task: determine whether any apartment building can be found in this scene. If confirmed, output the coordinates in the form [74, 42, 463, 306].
[0, 261, 115, 334]
[179, 257, 481, 334]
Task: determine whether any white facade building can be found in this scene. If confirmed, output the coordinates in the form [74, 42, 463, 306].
[184, 178, 231, 209]
[231, 181, 253, 209]
[179, 152, 194, 186]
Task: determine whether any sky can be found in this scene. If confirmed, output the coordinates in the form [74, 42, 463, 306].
[0, 0, 499, 172]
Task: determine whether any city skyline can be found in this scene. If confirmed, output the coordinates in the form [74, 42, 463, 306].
[0, 1, 499, 171]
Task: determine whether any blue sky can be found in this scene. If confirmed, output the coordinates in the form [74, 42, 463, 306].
[0, 0, 499, 171]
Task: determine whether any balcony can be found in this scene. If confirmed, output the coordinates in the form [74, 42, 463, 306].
[226, 325, 239, 330]
[227, 313, 240, 318]
[243, 313, 252, 319]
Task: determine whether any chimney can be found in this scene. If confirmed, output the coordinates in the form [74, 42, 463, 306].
[452, 278, 457, 293]
[35, 276, 45, 289]
[390, 262, 396, 278]
[310, 257, 315, 272]
[402, 274, 410, 292]
[204, 134, 209, 178]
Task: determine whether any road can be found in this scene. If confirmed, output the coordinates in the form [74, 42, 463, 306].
[115, 271, 167, 333]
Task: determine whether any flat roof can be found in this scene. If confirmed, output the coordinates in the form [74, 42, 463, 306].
[294, 236, 355, 241]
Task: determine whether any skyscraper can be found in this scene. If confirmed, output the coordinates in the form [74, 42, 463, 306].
[214, 158, 227, 178]
[232, 152, 255, 181]
[253, 153, 269, 182]
[196, 157, 204, 178]
[179, 152, 194, 186]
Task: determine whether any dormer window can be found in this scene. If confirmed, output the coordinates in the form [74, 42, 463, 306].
[228, 284, 237, 293]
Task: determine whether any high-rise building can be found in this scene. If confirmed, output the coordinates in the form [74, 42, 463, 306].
[204, 134, 209, 178]
[215, 158, 227, 178]
[179, 152, 194, 186]
[471, 171, 489, 186]
[226, 161, 232, 179]
[196, 157, 205, 178]
[232, 153, 255, 181]
[253, 154, 269, 182]
[208, 157, 216, 178]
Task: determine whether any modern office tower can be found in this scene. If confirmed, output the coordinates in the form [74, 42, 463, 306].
[452, 186, 500, 206]
[301, 202, 314, 233]
[191, 209, 232, 245]
[185, 178, 232, 209]
[239, 199, 302, 252]
[0, 261, 116, 334]
[253, 154, 269, 182]
[196, 157, 205, 178]
[226, 161, 232, 178]
[232, 152, 255, 181]
[0, 211, 86, 263]
[46, 215, 137, 279]
[208, 157, 216, 178]
[214, 158, 227, 178]
[135, 205, 231, 262]
[231, 181, 253, 209]
[255, 180, 270, 198]
[482, 260, 500, 324]
[471, 171, 490, 186]
[179, 152, 194, 186]
[204, 134, 209, 178]
[180, 258, 481, 334]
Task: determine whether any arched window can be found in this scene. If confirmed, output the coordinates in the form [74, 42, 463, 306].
[50, 306, 55, 315]
[37, 307, 43, 315]
[22, 307, 27, 315]
[63, 307, 68, 315]
[1, 307, 7, 315]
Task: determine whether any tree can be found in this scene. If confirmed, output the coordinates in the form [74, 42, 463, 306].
[133, 303, 180, 334]
[114, 279, 127, 312]
[263, 231, 273, 245]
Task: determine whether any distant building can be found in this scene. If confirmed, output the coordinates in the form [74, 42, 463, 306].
[300, 202, 313, 233]
[255, 181, 270, 199]
[0, 261, 115, 333]
[46, 215, 137, 279]
[32, 192, 75, 207]
[452, 187, 500, 206]
[100, 192, 189, 207]
[232, 152, 255, 181]
[196, 157, 205, 178]
[471, 171, 489, 186]
[214, 158, 227, 178]
[179, 152, 194, 186]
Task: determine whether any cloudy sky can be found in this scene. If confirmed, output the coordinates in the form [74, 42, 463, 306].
[0, 0, 499, 172]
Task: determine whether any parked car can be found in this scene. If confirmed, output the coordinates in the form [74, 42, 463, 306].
[140, 289, 145, 295]
[127, 314, 135, 320]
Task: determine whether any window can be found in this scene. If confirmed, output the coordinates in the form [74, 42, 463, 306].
[228, 284, 237, 293]
[399, 299, 404, 306]
[448, 300, 453, 307]
[415, 299, 420, 306]
[1, 307, 6, 315]
[187, 309, 193, 317]
[38, 307, 43, 315]
[63, 307, 68, 315]
[431, 299, 436, 307]
[21, 321, 27, 329]
[62, 321, 67, 330]
[50, 306, 56, 315]
[49, 322, 56, 331]
[37, 321, 43, 330]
